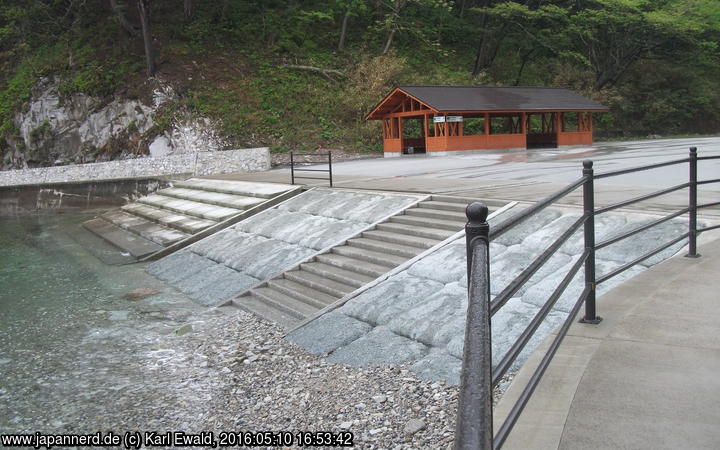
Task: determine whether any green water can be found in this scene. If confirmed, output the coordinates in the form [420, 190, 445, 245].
[0, 212, 206, 433]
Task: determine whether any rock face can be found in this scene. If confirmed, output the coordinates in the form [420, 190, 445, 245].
[3, 78, 227, 170]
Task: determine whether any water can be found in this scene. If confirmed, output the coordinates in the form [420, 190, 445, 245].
[0, 212, 216, 433]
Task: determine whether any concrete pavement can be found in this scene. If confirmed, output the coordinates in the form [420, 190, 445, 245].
[494, 231, 720, 450]
[206, 137, 720, 218]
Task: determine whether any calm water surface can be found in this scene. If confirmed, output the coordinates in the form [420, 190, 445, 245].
[0, 212, 209, 433]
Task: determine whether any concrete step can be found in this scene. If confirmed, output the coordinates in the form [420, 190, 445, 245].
[376, 222, 456, 240]
[332, 245, 406, 268]
[174, 178, 294, 199]
[404, 207, 467, 223]
[418, 200, 468, 213]
[315, 253, 388, 278]
[390, 214, 465, 232]
[267, 278, 336, 309]
[347, 237, 423, 259]
[82, 218, 163, 259]
[232, 294, 300, 330]
[251, 287, 317, 319]
[300, 262, 374, 288]
[431, 194, 482, 205]
[361, 229, 438, 249]
[102, 210, 189, 246]
[160, 187, 265, 210]
[284, 269, 356, 298]
[138, 194, 240, 221]
[122, 203, 216, 234]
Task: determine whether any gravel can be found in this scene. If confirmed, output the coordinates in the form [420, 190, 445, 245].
[149, 310, 512, 449]
[2, 297, 514, 449]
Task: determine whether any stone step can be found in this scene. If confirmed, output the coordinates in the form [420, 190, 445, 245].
[418, 200, 468, 213]
[82, 218, 163, 259]
[361, 229, 438, 249]
[174, 178, 294, 199]
[122, 203, 216, 234]
[102, 210, 189, 246]
[267, 278, 337, 309]
[251, 287, 317, 320]
[347, 237, 423, 259]
[159, 187, 265, 210]
[390, 214, 465, 232]
[284, 269, 356, 298]
[300, 262, 374, 288]
[332, 245, 406, 268]
[232, 295, 300, 330]
[376, 222, 456, 240]
[404, 207, 468, 223]
[315, 253, 388, 278]
[138, 194, 240, 221]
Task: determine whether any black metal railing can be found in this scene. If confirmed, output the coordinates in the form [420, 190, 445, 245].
[290, 151, 333, 187]
[455, 147, 720, 449]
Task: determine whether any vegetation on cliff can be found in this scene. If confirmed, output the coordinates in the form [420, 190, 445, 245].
[1, 0, 719, 163]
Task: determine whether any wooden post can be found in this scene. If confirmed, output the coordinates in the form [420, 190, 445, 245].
[484, 113, 490, 135]
[554, 112, 561, 136]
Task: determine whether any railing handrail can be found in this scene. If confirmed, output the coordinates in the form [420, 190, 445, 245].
[290, 151, 333, 187]
[456, 146, 720, 449]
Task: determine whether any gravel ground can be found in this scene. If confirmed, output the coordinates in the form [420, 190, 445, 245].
[151, 309, 513, 449]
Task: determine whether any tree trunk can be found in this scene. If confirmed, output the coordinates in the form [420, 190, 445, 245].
[338, 10, 350, 51]
[137, 0, 154, 77]
[184, 0, 194, 21]
[109, 0, 139, 36]
[382, 28, 396, 55]
[472, 0, 494, 76]
[514, 48, 535, 85]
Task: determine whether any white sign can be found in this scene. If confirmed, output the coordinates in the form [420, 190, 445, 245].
[433, 116, 446, 123]
[447, 116, 463, 122]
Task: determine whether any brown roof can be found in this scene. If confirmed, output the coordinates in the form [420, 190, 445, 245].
[365, 86, 608, 120]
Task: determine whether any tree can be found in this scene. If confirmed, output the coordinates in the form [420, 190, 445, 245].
[568, 0, 720, 90]
[335, 0, 368, 51]
[136, 0, 154, 77]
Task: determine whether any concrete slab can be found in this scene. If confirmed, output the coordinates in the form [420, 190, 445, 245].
[495, 234, 720, 450]
[559, 340, 720, 450]
[82, 218, 162, 258]
[102, 210, 189, 246]
[286, 311, 373, 355]
[160, 187, 266, 210]
[139, 194, 240, 221]
[122, 203, 215, 233]
[326, 326, 429, 366]
[177, 178, 295, 198]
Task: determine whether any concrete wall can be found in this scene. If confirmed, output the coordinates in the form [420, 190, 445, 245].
[0, 148, 270, 187]
[0, 178, 174, 216]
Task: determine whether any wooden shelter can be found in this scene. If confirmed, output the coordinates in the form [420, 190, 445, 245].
[365, 86, 608, 157]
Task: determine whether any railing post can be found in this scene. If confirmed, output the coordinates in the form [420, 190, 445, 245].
[686, 147, 700, 258]
[290, 151, 295, 185]
[580, 160, 602, 324]
[328, 151, 333, 187]
[455, 202, 492, 450]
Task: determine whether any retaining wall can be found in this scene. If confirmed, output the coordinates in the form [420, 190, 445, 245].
[0, 147, 270, 187]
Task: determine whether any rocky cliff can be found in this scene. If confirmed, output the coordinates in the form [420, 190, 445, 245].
[2, 77, 227, 170]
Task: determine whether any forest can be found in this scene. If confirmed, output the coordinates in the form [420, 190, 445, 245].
[1, 0, 719, 157]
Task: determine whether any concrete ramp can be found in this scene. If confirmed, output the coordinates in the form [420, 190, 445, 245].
[146, 188, 425, 306]
[82, 178, 297, 259]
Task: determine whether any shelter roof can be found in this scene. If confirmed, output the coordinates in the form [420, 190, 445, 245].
[365, 86, 608, 120]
